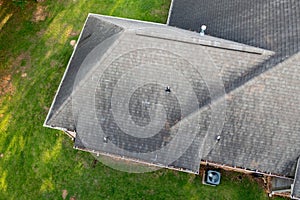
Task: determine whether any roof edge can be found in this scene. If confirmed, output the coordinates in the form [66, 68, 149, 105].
[291, 157, 300, 199]
[74, 145, 199, 174]
[136, 29, 274, 55]
[43, 13, 91, 127]
[166, 0, 174, 25]
[91, 13, 273, 56]
[89, 13, 169, 27]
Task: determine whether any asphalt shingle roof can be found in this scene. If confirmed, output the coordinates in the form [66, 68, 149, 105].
[167, 0, 300, 190]
[200, 52, 300, 176]
[46, 16, 123, 130]
[44, 14, 273, 173]
[40, 0, 300, 194]
[168, 0, 300, 55]
[168, 0, 300, 93]
[44, 12, 300, 196]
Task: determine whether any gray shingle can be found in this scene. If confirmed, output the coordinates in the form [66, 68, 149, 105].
[168, 0, 300, 93]
[168, 0, 300, 54]
[44, 14, 271, 173]
[45, 16, 123, 126]
[198, 52, 300, 176]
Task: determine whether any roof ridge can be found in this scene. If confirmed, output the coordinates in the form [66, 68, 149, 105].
[136, 28, 273, 55]
[200, 51, 300, 108]
[178, 52, 300, 143]
[225, 51, 300, 93]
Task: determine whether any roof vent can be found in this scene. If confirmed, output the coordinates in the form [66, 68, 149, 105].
[200, 25, 207, 36]
[165, 86, 171, 93]
[103, 136, 109, 143]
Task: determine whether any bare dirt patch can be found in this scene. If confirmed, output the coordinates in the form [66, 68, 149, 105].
[70, 40, 76, 47]
[50, 60, 58, 68]
[37, 29, 46, 37]
[62, 189, 68, 199]
[12, 52, 31, 75]
[92, 159, 98, 168]
[69, 31, 79, 37]
[32, 5, 47, 22]
[0, 52, 31, 100]
[0, 74, 14, 96]
[151, 4, 169, 16]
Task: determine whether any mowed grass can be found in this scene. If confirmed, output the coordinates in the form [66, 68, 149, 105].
[0, 1, 284, 199]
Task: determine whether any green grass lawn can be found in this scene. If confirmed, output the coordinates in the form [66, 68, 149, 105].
[0, 1, 284, 199]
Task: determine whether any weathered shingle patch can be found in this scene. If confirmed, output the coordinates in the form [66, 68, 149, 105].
[168, 0, 300, 94]
[198, 52, 300, 176]
[45, 16, 123, 130]
[168, 0, 300, 54]
[44, 14, 272, 173]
